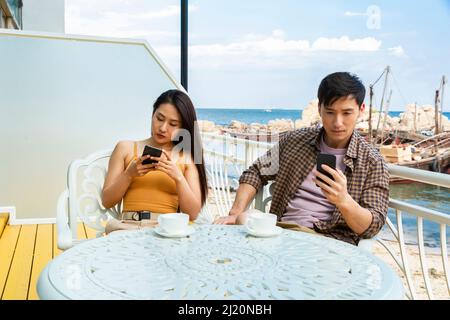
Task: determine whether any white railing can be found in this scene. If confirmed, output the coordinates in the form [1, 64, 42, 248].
[381, 164, 450, 300]
[201, 131, 450, 300]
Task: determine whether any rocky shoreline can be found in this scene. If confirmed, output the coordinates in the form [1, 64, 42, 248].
[198, 99, 450, 135]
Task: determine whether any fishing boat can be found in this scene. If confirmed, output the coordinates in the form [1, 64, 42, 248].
[365, 68, 450, 182]
[383, 132, 450, 183]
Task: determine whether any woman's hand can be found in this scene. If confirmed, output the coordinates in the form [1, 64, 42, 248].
[124, 155, 156, 178]
[152, 150, 184, 182]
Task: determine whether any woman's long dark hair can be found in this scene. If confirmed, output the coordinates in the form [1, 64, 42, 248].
[152, 89, 208, 206]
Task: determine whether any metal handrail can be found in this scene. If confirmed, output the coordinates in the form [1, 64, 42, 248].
[389, 199, 450, 225]
[388, 164, 450, 188]
[202, 131, 274, 148]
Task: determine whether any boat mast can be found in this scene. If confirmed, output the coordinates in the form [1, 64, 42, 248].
[380, 89, 393, 145]
[440, 75, 447, 133]
[414, 102, 417, 133]
[435, 89, 440, 135]
[375, 65, 390, 144]
[368, 85, 374, 145]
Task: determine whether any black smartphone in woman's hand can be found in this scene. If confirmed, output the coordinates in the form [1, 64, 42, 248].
[316, 153, 336, 187]
[142, 145, 163, 165]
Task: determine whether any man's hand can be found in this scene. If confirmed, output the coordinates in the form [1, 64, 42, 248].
[213, 215, 238, 225]
[314, 164, 374, 235]
[313, 164, 351, 207]
[213, 183, 257, 225]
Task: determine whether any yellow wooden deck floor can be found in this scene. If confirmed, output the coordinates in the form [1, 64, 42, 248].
[0, 214, 97, 300]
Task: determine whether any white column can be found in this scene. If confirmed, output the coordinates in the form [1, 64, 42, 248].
[0, 9, 4, 28]
[5, 16, 14, 28]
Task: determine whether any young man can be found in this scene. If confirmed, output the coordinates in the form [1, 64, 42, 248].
[214, 72, 390, 245]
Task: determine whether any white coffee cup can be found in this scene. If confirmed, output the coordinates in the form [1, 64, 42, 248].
[246, 212, 277, 233]
[158, 213, 189, 234]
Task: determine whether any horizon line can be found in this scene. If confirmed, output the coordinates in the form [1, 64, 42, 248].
[196, 107, 450, 112]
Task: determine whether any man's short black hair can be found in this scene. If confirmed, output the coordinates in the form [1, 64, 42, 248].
[317, 72, 366, 108]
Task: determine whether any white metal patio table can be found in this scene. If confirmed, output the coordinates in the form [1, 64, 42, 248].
[37, 225, 404, 299]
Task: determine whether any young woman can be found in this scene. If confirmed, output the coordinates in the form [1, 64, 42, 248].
[102, 89, 208, 233]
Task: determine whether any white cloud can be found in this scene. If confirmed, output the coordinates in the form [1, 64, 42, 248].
[64, 2, 385, 72]
[156, 31, 383, 71]
[188, 33, 380, 57]
[271, 29, 286, 39]
[344, 11, 367, 17]
[388, 46, 407, 57]
[65, 2, 196, 41]
[312, 36, 381, 51]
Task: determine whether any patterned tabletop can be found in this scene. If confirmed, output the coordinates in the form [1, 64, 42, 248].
[37, 225, 404, 299]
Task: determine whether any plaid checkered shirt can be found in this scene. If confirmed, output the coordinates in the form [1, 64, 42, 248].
[239, 126, 390, 245]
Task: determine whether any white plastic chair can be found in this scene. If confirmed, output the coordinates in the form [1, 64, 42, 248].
[56, 149, 119, 250]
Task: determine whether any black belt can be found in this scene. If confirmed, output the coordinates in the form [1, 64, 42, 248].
[131, 211, 152, 221]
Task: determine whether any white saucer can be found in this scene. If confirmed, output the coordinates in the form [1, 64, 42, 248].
[245, 225, 283, 237]
[154, 225, 195, 238]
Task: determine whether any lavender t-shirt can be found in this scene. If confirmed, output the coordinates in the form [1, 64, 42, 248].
[281, 136, 347, 228]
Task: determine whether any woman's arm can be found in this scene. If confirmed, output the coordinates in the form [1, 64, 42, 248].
[102, 141, 154, 209]
[153, 150, 202, 220]
[102, 141, 133, 209]
[176, 161, 202, 220]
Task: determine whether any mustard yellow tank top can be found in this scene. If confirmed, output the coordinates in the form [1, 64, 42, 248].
[122, 142, 186, 213]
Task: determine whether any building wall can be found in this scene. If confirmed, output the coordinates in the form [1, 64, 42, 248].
[0, 33, 181, 220]
[22, 0, 65, 33]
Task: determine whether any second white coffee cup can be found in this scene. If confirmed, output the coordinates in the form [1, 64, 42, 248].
[246, 212, 277, 233]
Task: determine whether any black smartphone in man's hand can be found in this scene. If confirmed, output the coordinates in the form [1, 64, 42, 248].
[142, 145, 163, 165]
[316, 153, 336, 187]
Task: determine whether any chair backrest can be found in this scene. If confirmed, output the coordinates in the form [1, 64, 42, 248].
[201, 132, 275, 221]
[66, 149, 119, 237]
[254, 182, 274, 212]
[204, 154, 231, 216]
[203, 151, 247, 219]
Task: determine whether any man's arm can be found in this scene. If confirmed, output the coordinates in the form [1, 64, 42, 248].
[355, 159, 390, 238]
[335, 194, 373, 235]
[214, 132, 288, 224]
[214, 183, 257, 224]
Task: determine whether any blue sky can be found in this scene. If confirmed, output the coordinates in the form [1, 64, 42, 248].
[65, 0, 450, 110]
